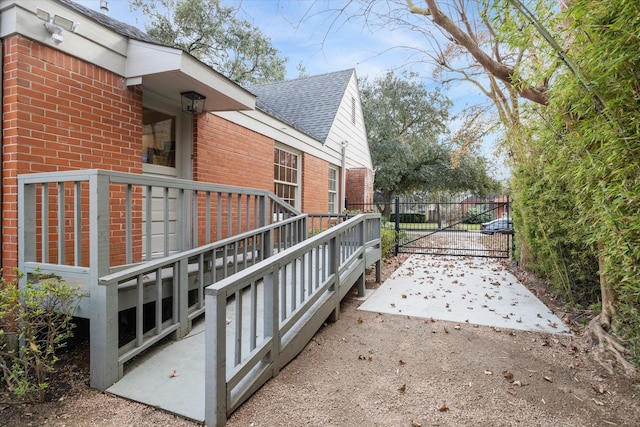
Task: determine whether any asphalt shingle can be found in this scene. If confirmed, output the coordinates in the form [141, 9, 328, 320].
[249, 69, 355, 143]
[57, 0, 158, 44]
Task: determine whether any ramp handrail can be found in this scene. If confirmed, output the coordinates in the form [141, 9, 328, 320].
[204, 214, 381, 426]
[96, 215, 308, 389]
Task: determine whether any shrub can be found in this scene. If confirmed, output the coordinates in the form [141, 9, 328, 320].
[380, 224, 396, 258]
[389, 213, 426, 223]
[0, 273, 83, 403]
[464, 207, 494, 224]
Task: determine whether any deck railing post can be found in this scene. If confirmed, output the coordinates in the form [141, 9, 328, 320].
[328, 233, 341, 322]
[204, 287, 229, 427]
[177, 258, 190, 338]
[89, 172, 118, 391]
[17, 179, 36, 288]
[356, 220, 366, 297]
[263, 270, 280, 375]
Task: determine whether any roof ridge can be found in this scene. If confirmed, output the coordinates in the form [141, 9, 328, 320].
[248, 68, 355, 89]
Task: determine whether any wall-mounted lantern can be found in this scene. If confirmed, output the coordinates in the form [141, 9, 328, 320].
[180, 91, 207, 115]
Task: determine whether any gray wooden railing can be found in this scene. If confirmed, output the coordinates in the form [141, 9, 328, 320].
[204, 214, 381, 426]
[17, 169, 299, 390]
[98, 215, 307, 391]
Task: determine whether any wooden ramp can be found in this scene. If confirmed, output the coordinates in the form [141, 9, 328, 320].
[106, 318, 207, 422]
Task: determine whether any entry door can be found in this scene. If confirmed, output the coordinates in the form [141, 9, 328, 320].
[142, 108, 179, 257]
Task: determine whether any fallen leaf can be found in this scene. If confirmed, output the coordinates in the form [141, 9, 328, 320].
[357, 317, 363, 324]
[170, 369, 179, 378]
[398, 384, 407, 393]
[399, 359, 406, 365]
[507, 387, 516, 395]
[594, 384, 606, 394]
[438, 403, 449, 412]
[401, 294, 407, 299]
[411, 421, 422, 427]
[444, 327, 449, 334]
[502, 370, 514, 381]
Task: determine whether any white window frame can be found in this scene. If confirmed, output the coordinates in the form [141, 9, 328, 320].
[273, 146, 301, 210]
[328, 166, 338, 214]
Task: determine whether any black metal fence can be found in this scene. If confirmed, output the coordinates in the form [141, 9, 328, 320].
[347, 195, 513, 258]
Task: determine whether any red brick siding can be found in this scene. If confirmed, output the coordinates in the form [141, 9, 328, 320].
[2, 36, 143, 274]
[193, 114, 274, 239]
[301, 154, 329, 214]
[194, 115, 273, 189]
[345, 167, 374, 210]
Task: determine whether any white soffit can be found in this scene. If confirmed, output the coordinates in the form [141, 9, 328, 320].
[125, 40, 255, 112]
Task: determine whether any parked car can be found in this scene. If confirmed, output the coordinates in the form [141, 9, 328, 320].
[480, 218, 513, 235]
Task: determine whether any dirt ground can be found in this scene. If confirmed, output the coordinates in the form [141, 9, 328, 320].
[2, 255, 639, 427]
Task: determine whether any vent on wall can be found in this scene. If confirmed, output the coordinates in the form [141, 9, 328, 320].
[351, 96, 356, 125]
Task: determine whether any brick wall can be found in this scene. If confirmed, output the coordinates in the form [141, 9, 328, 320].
[301, 153, 329, 214]
[193, 114, 275, 238]
[194, 114, 273, 189]
[2, 36, 143, 273]
[345, 167, 374, 210]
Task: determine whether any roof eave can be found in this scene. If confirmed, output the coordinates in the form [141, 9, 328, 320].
[125, 40, 255, 112]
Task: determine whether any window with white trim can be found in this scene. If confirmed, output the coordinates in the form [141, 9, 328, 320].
[328, 166, 338, 213]
[274, 147, 299, 208]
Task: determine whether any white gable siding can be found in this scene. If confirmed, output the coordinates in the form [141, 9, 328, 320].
[323, 72, 373, 170]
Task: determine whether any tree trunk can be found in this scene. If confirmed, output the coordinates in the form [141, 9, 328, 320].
[583, 244, 637, 379]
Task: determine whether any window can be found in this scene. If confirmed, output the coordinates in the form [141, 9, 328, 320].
[142, 109, 176, 168]
[328, 167, 338, 213]
[274, 147, 299, 208]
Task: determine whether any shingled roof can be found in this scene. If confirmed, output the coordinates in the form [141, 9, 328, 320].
[249, 69, 355, 143]
[56, 0, 158, 44]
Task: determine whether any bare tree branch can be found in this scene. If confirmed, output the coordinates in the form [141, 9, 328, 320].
[407, 0, 549, 105]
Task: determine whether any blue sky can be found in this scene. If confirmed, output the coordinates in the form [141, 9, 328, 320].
[75, 0, 506, 178]
[76, 1, 449, 83]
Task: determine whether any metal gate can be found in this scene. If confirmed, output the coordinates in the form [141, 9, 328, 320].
[392, 196, 513, 258]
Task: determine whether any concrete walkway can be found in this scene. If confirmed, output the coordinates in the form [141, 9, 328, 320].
[106, 253, 570, 423]
[358, 254, 571, 335]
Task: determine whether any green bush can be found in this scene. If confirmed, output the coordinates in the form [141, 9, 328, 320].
[0, 273, 83, 403]
[389, 213, 426, 223]
[464, 207, 493, 224]
[380, 224, 396, 258]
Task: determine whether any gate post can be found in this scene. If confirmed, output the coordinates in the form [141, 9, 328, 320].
[394, 195, 400, 256]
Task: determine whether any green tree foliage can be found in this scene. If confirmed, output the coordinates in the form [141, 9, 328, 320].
[469, 0, 639, 371]
[360, 71, 500, 217]
[394, 0, 640, 372]
[512, 0, 640, 367]
[129, 0, 287, 84]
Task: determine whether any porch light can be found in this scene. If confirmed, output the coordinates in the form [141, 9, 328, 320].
[180, 91, 207, 115]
